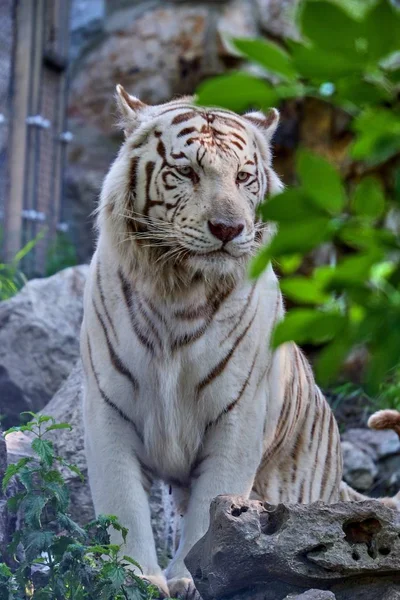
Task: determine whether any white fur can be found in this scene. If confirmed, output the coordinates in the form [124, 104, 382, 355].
[81, 90, 345, 596]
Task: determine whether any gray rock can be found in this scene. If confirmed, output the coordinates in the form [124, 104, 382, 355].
[0, 265, 88, 426]
[341, 429, 400, 497]
[186, 496, 400, 600]
[284, 591, 336, 600]
[342, 428, 400, 460]
[255, 0, 300, 40]
[341, 440, 378, 492]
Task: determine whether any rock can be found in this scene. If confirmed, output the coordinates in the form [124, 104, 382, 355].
[69, 0, 105, 63]
[284, 591, 336, 600]
[186, 496, 400, 600]
[0, 265, 88, 426]
[5, 362, 177, 565]
[341, 440, 378, 492]
[342, 428, 400, 460]
[341, 428, 400, 497]
[255, 0, 300, 40]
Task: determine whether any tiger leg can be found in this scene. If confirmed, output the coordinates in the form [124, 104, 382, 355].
[255, 389, 343, 504]
[166, 393, 265, 598]
[83, 387, 168, 595]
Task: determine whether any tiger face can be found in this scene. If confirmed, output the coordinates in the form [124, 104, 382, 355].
[100, 85, 282, 284]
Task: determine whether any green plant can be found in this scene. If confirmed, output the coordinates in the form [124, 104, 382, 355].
[0, 232, 44, 301]
[1, 414, 164, 599]
[45, 232, 78, 277]
[198, 0, 400, 396]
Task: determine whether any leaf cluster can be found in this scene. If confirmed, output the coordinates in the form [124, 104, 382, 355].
[197, 0, 400, 395]
[0, 231, 44, 301]
[0, 414, 165, 600]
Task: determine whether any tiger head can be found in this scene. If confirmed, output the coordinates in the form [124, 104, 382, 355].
[98, 85, 282, 292]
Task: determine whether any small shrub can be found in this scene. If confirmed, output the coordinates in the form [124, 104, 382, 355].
[1, 414, 163, 599]
[0, 232, 44, 301]
[45, 232, 78, 278]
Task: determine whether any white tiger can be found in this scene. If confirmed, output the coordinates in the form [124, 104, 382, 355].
[80, 85, 400, 599]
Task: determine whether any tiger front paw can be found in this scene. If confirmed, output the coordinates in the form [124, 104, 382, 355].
[168, 577, 202, 600]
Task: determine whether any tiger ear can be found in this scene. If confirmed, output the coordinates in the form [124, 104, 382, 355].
[115, 84, 147, 136]
[244, 108, 280, 141]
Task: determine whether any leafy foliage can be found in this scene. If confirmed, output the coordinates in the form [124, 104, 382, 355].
[0, 232, 43, 301]
[0, 415, 167, 599]
[198, 0, 400, 395]
[45, 232, 78, 277]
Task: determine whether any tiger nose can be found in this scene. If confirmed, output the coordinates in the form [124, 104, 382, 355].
[208, 220, 245, 243]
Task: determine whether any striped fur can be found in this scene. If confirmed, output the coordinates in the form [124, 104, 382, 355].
[80, 87, 396, 598]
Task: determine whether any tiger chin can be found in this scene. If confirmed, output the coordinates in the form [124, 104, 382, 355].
[81, 85, 400, 599]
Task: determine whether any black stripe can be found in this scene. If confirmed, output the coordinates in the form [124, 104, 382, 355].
[320, 411, 335, 500]
[221, 284, 256, 343]
[197, 309, 257, 394]
[118, 269, 156, 355]
[171, 111, 198, 124]
[96, 261, 118, 341]
[86, 335, 143, 443]
[92, 299, 138, 390]
[206, 350, 258, 430]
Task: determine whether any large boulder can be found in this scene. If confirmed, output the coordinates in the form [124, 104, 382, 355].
[186, 496, 400, 600]
[0, 266, 88, 427]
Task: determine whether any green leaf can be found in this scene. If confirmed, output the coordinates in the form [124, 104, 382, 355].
[44, 423, 72, 433]
[249, 246, 271, 278]
[351, 108, 400, 163]
[7, 492, 25, 513]
[57, 513, 86, 539]
[315, 331, 353, 384]
[272, 310, 345, 347]
[122, 556, 143, 572]
[32, 438, 54, 467]
[0, 563, 12, 578]
[300, 0, 365, 56]
[260, 189, 326, 222]
[233, 38, 297, 80]
[12, 230, 45, 265]
[46, 480, 69, 511]
[352, 176, 385, 218]
[196, 72, 278, 112]
[296, 150, 345, 214]
[290, 41, 363, 80]
[63, 462, 85, 482]
[37, 415, 54, 424]
[362, 0, 400, 61]
[102, 563, 126, 590]
[2, 457, 32, 492]
[267, 217, 332, 256]
[3, 424, 34, 436]
[23, 530, 54, 560]
[328, 251, 383, 287]
[335, 77, 390, 106]
[280, 277, 329, 304]
[22, 494, 48, 528]
[86, 544, 112, 555]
